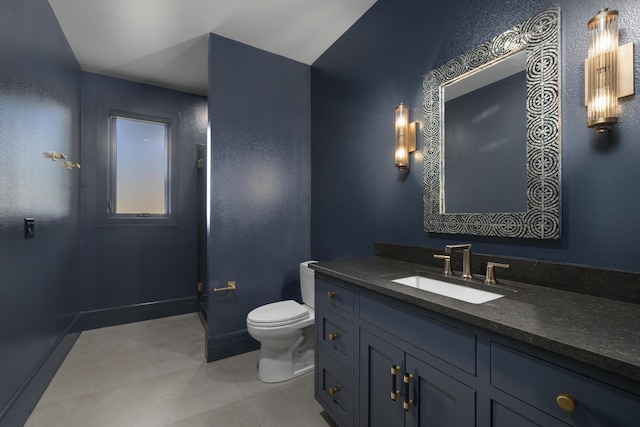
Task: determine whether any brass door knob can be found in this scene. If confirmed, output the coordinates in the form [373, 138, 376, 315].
[327, 291, 336, 299]
[329, 385, 342, 396]
[556, 393, 577, 412]
[328, 333, 339, 342]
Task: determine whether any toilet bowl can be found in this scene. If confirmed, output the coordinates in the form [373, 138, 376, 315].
[246, 261, 316, 383]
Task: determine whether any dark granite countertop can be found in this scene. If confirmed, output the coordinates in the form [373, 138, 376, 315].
[311, 256, 640, 383]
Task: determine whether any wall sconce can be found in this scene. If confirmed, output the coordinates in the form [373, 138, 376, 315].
[585, 9, 634, 133]
[395, 103, 416, 169]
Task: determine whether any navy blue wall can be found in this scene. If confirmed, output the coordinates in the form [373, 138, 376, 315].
[80, 73, 208, 312]
[207, 35, 311, 359]
[311, 0, 640, 273]
[0, 0, 81, 422]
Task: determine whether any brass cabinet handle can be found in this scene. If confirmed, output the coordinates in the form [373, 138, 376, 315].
[327, 291, 336, 299]
[556, 393, 577, 412]
[328, 333, 340, 342]
[390, 365, 401, 401]
[329, 385, 342, 396]
[403, 373, 414, 411]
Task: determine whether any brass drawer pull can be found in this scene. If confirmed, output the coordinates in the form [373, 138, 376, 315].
[403, 373, 414, 411]
[390, 365, 400, 401]
[329, 385, 342, 396]
[328, 333, 340, 342]
[556, 393, 577, 412]
[327, 291, 336, 299]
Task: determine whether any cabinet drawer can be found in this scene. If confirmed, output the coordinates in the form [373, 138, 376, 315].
[316, 354, 354, 427]
[317, 307, 355, 373]
[316, 276, 355, 316]
[360, 293, 476, 375]
[491, 343, 640, 426]
[491, 400, 571, 427]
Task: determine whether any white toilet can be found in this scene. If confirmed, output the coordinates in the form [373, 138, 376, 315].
[246, 261, 316, 383]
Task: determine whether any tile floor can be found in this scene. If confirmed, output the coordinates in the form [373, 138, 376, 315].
[25, 313, 337, 427]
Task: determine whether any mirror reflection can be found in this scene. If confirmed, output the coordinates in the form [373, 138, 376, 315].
[443, 50, 527, 214]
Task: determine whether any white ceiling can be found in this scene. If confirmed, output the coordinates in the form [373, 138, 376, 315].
[48, 0, 377, 96]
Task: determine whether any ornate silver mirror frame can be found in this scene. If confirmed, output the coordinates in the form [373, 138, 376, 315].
[423, 6, 561, 239]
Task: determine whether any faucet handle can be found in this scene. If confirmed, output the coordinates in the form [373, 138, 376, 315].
[433, 254, 453, 276]
[484, 262, 510, 285]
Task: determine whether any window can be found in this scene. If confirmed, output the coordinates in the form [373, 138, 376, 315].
[111, 114, 168, 214]
[98, 109, 179, 227]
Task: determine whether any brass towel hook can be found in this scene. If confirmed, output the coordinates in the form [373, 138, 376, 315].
[47, 151, 67, 161]
[64, 161, 81, 170]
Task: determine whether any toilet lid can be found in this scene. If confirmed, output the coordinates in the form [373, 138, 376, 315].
[247, 300, 310, 326]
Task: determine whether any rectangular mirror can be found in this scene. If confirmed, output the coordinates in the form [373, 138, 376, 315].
[423, 6, 561, 239]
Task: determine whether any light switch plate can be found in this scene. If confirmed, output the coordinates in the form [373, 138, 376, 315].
[24, 218, 35, 239]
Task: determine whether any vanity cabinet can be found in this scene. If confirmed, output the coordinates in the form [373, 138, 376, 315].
[489, 343, 640, 427]
[360, 329, 475, 427]
[359, 292, 476, 427]
[315, 275, 476, 427]
[314, 274, 640, 427]
[315, 277, 358, 426]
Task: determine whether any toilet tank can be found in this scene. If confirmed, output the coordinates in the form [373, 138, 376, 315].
[300, 261, 317, 307]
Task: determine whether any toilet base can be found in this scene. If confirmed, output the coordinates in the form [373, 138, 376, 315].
[257, 330, 315, 383]
[258, 348, 314, 383]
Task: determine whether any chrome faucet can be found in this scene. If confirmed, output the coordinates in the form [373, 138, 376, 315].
[445, 244, 473, 280]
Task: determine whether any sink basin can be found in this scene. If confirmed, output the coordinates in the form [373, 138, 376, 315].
[392, 276, 504, 304]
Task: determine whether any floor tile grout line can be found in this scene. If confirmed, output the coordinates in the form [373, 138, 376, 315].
[245, 393, 265, 427]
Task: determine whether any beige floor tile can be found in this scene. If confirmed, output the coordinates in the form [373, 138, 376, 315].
[247, 373, 328, 427]
[65, 314, 202, 364]
[27, 359, 244, 427]
[107, 314, 203, 345]
[226, 350, 294, 398]
[167, 400, 260, 427]
[38, 336, 204, 405]
[26, 313, 336, 427]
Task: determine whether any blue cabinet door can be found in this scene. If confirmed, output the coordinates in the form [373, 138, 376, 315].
[360, 328, 477, 427]
[360, 329, 405, 427]
[405, 354, 476, 427]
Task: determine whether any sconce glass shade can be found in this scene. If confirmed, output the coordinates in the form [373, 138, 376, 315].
[395, 103, 410, 169]
[586, 9, 619, 132]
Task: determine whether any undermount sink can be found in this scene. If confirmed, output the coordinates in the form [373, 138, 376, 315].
[392, 275, 505, 304]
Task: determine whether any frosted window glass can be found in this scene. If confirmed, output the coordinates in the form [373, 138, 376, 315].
[114, 117, 168, 214]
